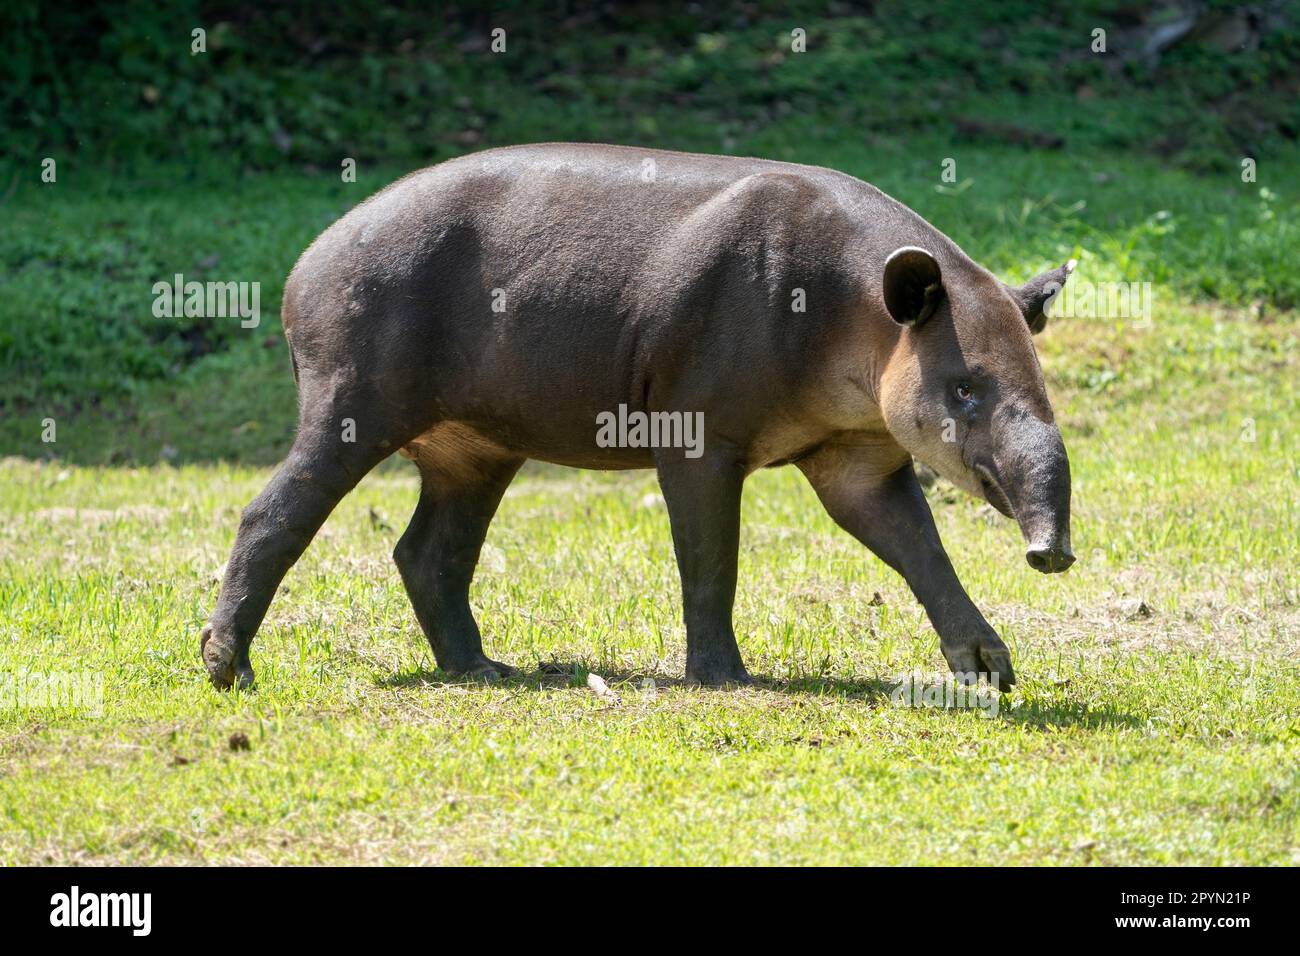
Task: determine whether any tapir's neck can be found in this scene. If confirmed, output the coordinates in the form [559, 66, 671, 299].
[808, 298, 903, 437]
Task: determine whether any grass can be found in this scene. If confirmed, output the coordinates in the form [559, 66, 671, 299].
[1, 268, 1297, 863]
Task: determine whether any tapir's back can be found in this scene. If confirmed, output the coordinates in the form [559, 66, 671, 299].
[323, 142, 872, 304]
[284, 146, 881, 409]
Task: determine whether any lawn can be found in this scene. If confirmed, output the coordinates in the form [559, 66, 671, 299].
[1, 134, 1297, 862]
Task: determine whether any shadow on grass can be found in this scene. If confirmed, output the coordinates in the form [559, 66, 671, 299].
[998, 697, 1144, 731]
[380, 664, 897, 696]
[376, 662, 1142, 731]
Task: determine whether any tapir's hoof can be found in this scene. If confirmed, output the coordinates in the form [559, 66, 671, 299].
[980, 646, 1016, 691]
[943, 636, 1016, 692]
[201, 624, 255, 691]
[447, 656, 515, 682]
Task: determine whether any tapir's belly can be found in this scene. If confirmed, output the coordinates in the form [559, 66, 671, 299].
[401, 420, 658, 471]
[399, 417, 846, 474]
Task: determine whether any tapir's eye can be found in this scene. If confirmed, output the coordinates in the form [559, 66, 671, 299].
[954, 382, 974, 403]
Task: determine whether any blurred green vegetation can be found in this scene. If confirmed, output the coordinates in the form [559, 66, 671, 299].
[4, 1, 1297, 174]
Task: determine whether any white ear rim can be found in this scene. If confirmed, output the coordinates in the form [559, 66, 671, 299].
[1043, 284, 1063, 314]
[885, 245, 940, 267]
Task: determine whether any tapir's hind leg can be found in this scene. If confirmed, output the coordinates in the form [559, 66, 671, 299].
[201, 377, 420, 689]
[393, 433, 524, 678]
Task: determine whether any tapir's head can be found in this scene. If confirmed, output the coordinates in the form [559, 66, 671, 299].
[877, 246, 1076, 574]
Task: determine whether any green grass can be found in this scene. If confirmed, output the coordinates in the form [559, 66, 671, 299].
[1, 280, 1297, 863]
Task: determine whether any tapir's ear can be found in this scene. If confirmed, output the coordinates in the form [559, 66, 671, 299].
[1011, 259, 1077, 334]
[882, 246, 945, 326]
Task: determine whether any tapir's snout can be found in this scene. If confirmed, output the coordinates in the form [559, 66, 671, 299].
[1026, 540, 1075, 574]
[992, 409, 1074, 576]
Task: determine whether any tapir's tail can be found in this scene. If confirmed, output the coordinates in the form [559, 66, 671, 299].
[281, 283, 301, 387]
[286, 329, 301, 386]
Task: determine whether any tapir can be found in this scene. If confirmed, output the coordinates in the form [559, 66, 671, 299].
[201, 143, 1076, 691]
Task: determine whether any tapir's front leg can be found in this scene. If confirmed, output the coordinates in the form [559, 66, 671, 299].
[798, 446, 1015, 689]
